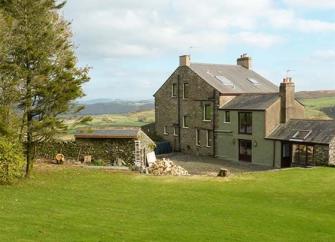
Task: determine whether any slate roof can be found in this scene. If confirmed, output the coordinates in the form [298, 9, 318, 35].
[189, 63, 278, 94]
[221, 93, 280, 110]
[267, 119, 335, 144]
[75, 129, 139, 139]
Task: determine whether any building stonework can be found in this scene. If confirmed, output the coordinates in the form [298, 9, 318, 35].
[314, 145, 330, 166]
[329, 138, 335, 165]
[155, 66, 218, 156]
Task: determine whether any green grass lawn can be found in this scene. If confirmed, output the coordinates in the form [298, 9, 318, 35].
[1, 166, 335, 242]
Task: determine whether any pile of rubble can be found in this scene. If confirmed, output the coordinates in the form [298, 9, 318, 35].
[148, 158, 189, 176]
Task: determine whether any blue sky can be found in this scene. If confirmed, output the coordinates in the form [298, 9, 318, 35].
[63, 0, 335, 101]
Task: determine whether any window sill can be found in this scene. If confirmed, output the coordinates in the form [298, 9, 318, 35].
[203, 120, 212, 122]
[183, 127, 189, 129]
[223, 122, 231, 124]
[196, 144, 201, 147]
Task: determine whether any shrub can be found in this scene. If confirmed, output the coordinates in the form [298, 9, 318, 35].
[91, 159, 106, 166]
[0, 138, 25, 185]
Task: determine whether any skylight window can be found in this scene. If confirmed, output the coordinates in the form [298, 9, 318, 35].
[291, 130, 312, 140]
[248, 78, 260, 85]
[216, 76, 234, 87]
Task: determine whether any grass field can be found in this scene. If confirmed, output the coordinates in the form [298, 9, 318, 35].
[0, 166, 335, 241]
[302, 96, 335, 119]
[65, 110, 155, 133]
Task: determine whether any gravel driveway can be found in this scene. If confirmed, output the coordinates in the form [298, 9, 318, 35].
[158, 153, 273, 176]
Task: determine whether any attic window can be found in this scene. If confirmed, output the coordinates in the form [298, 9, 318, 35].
[248, 78, 260, 85]
[292, 130, 312, 140]
[215, 76, 234, 87]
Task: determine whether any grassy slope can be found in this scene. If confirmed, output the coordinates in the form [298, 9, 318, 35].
[302, 96, 335, 119]
[65, 110, 155, 133]
[0, 166, 335, 242]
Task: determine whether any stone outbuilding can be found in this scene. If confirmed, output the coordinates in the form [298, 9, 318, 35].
[74, 129, 156, 165]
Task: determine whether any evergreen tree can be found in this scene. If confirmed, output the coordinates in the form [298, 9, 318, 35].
[0, 0, 90, 176]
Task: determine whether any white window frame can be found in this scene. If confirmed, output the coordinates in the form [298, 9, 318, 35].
[292, 130, 312, 140]
[196, 129, 201, 146]
[206, 130, 213, 147]
[183, 83, 189, 99]
[163, 126, 168, 135]
[171, 83, 177, 97]
[203, 104, 212, 122]
[224, 111, 231, 123]
[183, 116, 189, 128]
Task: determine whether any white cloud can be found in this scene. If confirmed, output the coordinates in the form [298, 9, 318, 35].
[64, 0, 290, 61]
[61, 0, 335, 99]
[64, 0, 335, 61]
[283, 0, 335, 9]
[233, 32, 285, 48]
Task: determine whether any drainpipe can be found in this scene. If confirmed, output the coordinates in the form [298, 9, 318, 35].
[177, 74, 181, 152]
[273, 140, 276, 168]
[212, 90, 218, 158]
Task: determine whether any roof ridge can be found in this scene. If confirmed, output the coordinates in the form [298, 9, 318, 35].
[191, 63, 238, 67]
[238, 93, 279, 96]
[290, 118, 335, 122]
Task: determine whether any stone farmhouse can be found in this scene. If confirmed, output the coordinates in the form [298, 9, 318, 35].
[154, 55, 335, 168]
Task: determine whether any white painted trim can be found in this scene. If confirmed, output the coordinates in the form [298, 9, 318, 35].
[163, 126, 168, 135]
[183, 116, 189, 128]
[206, 130, 212, 147]
[171, 83, 177, 97]
[224, 111, 231, 123]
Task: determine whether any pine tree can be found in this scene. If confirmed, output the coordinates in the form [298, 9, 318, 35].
[0, 0, 90, 176]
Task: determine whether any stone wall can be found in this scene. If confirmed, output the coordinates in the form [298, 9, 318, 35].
[265, 99, 281, 136]
[154, 66, 217, 156]
[314, 144, 330, 166]
[35, 139, 135, 165]
[137, 130, 156, 153]
[329, 138, 335, 165]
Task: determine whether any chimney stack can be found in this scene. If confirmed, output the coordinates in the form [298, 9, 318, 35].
[280, 77, 295, 123]
[237, 54, 252, 69]
[180, 55, 191, 67]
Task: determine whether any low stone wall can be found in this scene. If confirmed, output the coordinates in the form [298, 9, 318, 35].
[35, 139, 135, 166]
[314, 145, 329, 166]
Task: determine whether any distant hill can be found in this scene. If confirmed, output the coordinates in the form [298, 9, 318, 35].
[76, 90, 335, 117]
[297, 90, 335, 120]
[77, 99, 154, 115]
[296, 90, 335, 99]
